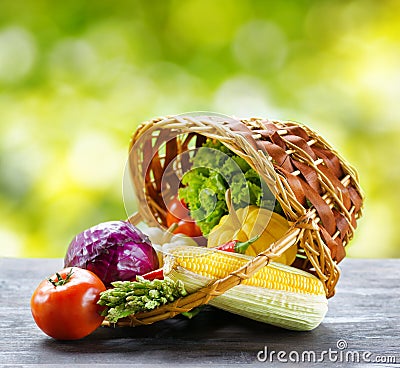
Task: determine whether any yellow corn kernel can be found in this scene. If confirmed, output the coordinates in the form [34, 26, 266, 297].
[165, 246, 329, 331]
[166, 247, 325, 296]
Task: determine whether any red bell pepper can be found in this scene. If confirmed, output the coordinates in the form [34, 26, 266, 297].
[141, 268, 164, 281]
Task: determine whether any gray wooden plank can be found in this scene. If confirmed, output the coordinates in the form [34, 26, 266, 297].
[0, 258, 399, 366]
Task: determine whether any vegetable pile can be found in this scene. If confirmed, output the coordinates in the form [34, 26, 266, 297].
[30, 136, 326, 340]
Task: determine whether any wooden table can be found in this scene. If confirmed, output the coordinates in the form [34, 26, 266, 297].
[1, 258, 399, 367]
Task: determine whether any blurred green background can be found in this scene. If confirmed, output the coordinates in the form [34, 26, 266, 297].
[0, 0, 399, 258]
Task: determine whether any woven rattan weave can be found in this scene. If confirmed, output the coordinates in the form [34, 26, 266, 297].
[109, 115, 363, 327]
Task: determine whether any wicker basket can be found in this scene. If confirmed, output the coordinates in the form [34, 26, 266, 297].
[112, 114, 363, 327]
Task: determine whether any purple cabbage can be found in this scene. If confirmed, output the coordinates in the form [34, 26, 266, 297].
[64, 221, 159, 285]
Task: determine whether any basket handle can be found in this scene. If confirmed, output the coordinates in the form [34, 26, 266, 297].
[127, 211, 143, 226]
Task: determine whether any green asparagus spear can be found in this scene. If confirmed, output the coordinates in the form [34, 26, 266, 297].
[98, 276, 187, 323]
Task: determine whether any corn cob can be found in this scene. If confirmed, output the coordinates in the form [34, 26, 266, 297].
[164, 246, 328, 331]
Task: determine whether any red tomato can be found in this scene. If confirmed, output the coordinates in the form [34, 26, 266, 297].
[166, 197, 189, 227]
[31, 267, 106, 340]
[166, 196, 202, 237]
[173, 219, 203, 237]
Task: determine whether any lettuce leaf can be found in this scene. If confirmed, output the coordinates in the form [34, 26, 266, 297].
[179, 139, 281, 236]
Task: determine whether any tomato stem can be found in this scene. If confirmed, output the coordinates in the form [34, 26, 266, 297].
[48, 268, 74, 287]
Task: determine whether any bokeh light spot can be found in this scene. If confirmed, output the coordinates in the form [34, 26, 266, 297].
[0, 26, 36, 83]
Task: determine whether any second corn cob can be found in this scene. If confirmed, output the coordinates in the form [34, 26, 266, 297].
[164, 246, 328, 331]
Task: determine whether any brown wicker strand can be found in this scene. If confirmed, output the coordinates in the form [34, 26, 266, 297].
[115, 114, 365, 327]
